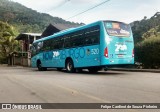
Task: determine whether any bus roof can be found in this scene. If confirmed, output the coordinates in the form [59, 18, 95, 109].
[33, 21, 102, 43]
[33, 20, 128, 43]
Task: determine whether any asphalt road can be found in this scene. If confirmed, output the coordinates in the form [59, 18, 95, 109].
[0, 66, 160, 112]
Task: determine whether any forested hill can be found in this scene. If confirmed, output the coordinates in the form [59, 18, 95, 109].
[132, 12, 160, 68]
[0, 0, 160, 40]
[131, 12, 160, 43]
[0, 0, 82, 33]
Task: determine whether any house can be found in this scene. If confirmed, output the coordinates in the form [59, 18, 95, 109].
[14, 33, 41, 66]
[14, 23, 79, 67]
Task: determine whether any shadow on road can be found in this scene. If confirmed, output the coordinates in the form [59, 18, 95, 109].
[31, 68, 125, 76]
[64, 71, 125, 76]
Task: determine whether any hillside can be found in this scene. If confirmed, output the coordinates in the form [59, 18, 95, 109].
[131, 12, 160, 43]
[132, 12, 160, 68]
[0, 0, 82, 33]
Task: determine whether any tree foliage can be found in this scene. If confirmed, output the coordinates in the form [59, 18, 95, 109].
[0, 0, 82, 33]
[135, 26, 160, 68]
[131, 12, 160, 43]
[131, 12, 160, 68]
[0, 21, 19, 63]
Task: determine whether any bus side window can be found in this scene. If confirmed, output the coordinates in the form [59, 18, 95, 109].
[70, 33, 78, 47]
[64, 36, 71, 48]
[59, 37, 64, 49]
[84, 26, 100, 45]
[69, 31, 84, 48]
[51, 38, 56, 50]
[37, 41, 43, 52]
[74, 31, 84, 47]
[42, 41, 46, 51]
[53, 37, 63, 50]
[44, 40, 52, 51]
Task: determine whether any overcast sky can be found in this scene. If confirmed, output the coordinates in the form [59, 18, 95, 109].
[11, 0, 160, 24]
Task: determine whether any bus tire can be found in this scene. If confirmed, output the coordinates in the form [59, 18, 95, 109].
[66, 59, 75, 73]
[37, 60, 47, 71]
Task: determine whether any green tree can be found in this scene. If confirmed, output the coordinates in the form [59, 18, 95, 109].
[131, 12, 160, 43]
[135, 26, 160, 68]
[0, 21, 19, 63]
[0, 0, 82, 33]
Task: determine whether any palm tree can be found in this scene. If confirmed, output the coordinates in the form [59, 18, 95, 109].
[0, 21, 19, 63]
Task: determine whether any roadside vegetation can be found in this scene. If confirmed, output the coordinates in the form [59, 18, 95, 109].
[132, 13, 160, 68]
[0, 21, 20, 63]
[135, 27, 160, 68]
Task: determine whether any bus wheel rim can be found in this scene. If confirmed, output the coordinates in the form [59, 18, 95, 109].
[67, 62, 72, 71]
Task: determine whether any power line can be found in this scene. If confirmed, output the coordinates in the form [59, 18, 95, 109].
[67, 0, 111, 20]
[48, 0, 70, 12]
[54, 0, 70, 10]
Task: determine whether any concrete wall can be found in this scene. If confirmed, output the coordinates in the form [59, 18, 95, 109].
[14, 57, 21, 65]
[21, 58, 28, 66]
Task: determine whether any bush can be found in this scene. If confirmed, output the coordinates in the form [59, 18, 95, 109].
[0, 57, 8, 64]
[135, 36, 160, 68]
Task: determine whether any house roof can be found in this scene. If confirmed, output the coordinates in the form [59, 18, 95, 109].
[41, 23, 80, 37]
[15, 23, 81, 41]
[15, 33, 42, 40]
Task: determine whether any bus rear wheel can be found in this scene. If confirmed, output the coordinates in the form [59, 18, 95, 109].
[66, 59, 75, 73]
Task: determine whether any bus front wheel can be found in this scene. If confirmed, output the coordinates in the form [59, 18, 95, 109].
[66, 59, 75, 73]
[37, 61, 47, 71]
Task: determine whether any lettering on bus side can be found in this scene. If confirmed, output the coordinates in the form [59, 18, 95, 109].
[79, 47, 85, 58]
[43, 51, 61, 60]
[65, 47, 85, 59]
[42, 47, 101, 61]
[43, 52, 53, 60]
[61, 50, 67, 59]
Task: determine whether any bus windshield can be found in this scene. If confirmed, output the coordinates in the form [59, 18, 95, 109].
[104, 21, 131, 37]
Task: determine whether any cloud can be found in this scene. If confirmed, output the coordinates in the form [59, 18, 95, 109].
[67, 0, 160, 24]
[70, 0, 100, 4]
[12, 0, 69, 12]
[11, 0, 160, 24]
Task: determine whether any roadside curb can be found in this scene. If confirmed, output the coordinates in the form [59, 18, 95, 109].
[108, 68, 160, 73]
[0, 64, 8, 67]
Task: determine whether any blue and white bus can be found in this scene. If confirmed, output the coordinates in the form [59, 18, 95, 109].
[31, 20, 134, 73]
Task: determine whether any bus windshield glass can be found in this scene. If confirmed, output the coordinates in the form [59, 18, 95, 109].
[104, 21, 131, 37]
